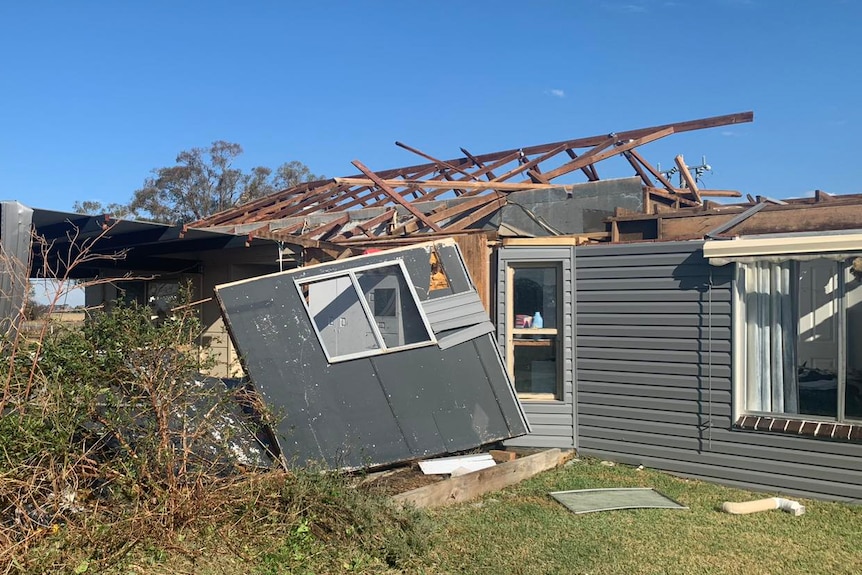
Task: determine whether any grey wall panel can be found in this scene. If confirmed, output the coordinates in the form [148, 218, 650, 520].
[578, 336, 732, 354]
[577, 264, 716, 280]
[422, 290, 494, 349]
[578, 415, 722, 440]
[574, 240, 862, 501]
[578, 324, 732, 340]
[428, 309, 490, 333]
[578, 301, 732, 315]
[581, 438, 862, 496]
[578, 404, 731, 428]
[369, 339, 517, 454]
[421, 289, 487, 320]
[578, 392, 732, 416]
[436, 322, 495, 350]
[578, 347, 731, 366]
[529, 424, 576, 437]
[579, 381, 732, 404]
[578, 358, 731, 378]
[575, 252, 709, 268]
[505, 435, 577, 449]
[526, 412, 574, 426]
[578, 276, 728, 292]
[704, 428, 862, 458]
[578, 370, 727, 389]
[578, 289, 732, 303]
[577, 314, 731, 327]
[510, 402, 572, 415]
[584, 448, 862, 501]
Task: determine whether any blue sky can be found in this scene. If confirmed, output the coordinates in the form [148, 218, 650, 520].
[2, 0, 859, 213]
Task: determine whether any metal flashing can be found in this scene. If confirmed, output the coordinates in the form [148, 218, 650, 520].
[703, 232, 862, 262]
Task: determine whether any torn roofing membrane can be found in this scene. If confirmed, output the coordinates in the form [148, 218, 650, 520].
[214, 239, 529, 470]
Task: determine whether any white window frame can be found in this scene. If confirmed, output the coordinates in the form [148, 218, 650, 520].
[294, 259, 437, 363]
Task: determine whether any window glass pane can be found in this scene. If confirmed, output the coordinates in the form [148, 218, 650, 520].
[513, 336, 558, 395]
[796, 260, 839, 417]
[147, 281, 180, 322]
[356, 264, 432, 348]
[845, 258, 862, 419]
[118, 281, 146, 305]
[513, 267, 558, 329]
[304, 276, 381, 357]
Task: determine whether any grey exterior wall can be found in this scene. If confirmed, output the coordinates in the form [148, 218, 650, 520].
[498, 246, 576, 449]
[574, 240, 862, 501]
[0, 202, 33, 333]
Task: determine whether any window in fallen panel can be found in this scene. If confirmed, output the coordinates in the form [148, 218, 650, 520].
[297, 260, 436, 363]
[303, 275, 381, 358]
[356, 264, 433, 349]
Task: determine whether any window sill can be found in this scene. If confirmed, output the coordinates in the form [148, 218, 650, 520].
[735, 415, 862, 442]
[517, 392, 562, 402]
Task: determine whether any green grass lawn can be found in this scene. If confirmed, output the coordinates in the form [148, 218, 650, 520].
[425, 457, 862, 575]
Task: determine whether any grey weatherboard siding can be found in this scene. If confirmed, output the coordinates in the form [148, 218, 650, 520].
[574, 240, 862, 501]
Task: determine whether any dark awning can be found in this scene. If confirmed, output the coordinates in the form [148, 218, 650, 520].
[30, 207, 278, 278]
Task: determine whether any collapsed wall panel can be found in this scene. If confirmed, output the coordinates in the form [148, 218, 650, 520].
[215, 238, 528, 470]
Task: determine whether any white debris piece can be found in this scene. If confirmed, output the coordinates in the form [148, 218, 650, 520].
[418, 453, 496, 475]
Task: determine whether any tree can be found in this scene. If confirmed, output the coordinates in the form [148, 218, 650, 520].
[71, 200, 136, 220]
[74, 142, 322, 225]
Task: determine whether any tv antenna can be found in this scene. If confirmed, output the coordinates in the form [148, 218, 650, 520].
[658, 155, 712, 188]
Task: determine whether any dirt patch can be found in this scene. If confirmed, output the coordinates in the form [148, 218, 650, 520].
[355, 463, 445, 496]
[354, 450, 526, 497]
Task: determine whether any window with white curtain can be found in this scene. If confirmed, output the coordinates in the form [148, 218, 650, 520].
[737, 257, 862, 421]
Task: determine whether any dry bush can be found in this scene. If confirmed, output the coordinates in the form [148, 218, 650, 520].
[0, 226, 260, 570]
[0, 225, 429, 575]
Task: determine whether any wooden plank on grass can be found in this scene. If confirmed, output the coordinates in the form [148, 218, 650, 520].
[391, 448, 567, 508]
[489, 449, 517, 463]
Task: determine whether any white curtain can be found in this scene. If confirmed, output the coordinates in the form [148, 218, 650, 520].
[742, 261, 799, 413]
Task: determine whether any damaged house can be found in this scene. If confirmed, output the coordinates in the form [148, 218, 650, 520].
[13, 110, 862, 500]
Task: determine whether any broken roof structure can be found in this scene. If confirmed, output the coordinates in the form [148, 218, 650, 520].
[192, 112, 754, 247]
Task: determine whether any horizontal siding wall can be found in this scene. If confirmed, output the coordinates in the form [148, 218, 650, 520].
[575, 240, 862, 501]
[498, 246, 575, 449]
